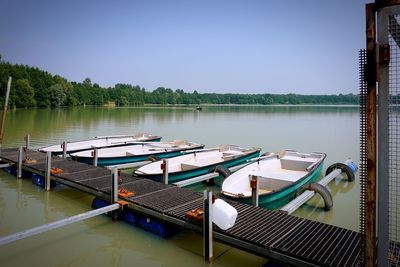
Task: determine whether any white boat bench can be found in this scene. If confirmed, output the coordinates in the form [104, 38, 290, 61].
[280, 158, 315, 171]
[252, 167, 309, 192]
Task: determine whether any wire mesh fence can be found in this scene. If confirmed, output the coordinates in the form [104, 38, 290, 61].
[358, 48, 367, 266]
[386, 14, 400, 267]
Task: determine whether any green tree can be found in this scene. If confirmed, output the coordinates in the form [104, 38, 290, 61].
[48, 83, 67, 107]
[83, 77, 92, 88]
[11, 79, 36, 108]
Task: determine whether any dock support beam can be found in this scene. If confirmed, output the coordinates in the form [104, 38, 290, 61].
[161, 159, 169, 185]
[111, 168, 118, 203]
[45, 151, 52, 191]
[111, 168, 119, 220]
[92, 147, 98, 167]
[0, 203, 120, 246]
[24, 134, 30, 150]
[17, 146, 23, 178]
[280, 169, 342, 215]
[250, 175, 259, 207]
[62, 141, 67, 159]
[203, 190, 213, 262]
[280, 160, 357, 215]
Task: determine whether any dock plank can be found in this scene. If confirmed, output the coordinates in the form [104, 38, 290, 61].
[131, 186, 202, 212]
[109, 179, 170, 197]
[220, 205, 306, 248]
[58, 168, 110, 181]
[271, 220, 360, 266]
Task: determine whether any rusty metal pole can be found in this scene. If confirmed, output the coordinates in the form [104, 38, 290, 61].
[250, 175, 259, 207]
[92, 147, 98, 167]
[62, 141, 67, 159]
[161, 159, 169, 185]
[0, 77, 12, 148]
[111, 168, 119, 220]
[45, 151, 52, 191]
[17, 146, 23, 178]
[203, 190, 213, 262]
[365, 3, 377, 266]
[111, 168, 118, 204]
[24, 134, 30, 150]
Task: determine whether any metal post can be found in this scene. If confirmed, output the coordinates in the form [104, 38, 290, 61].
[203, 190, 213, 262]
[111, 168, 118, 203]
[250, 175, 259, 207]
[377, 3, 400, 266]
[45, 151, 51, 191]
[62, 141, 67, 159]
[111, 168, 119, 220]
[17, 146, 23, 178]
[24, 134, 30, 150]
[92, 147, 98, 166]
[161, 159, 169, 185]
[365, 4, 377, 266]
[0, 76, 12, 146]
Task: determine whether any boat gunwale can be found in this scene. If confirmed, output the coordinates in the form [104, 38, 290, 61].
[71, 143, 206, 160]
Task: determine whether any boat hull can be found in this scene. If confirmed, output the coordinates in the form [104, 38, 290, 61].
[139, 150, 261, 183]
[42, 136, 162, 155]
[74, 149, 191, 167]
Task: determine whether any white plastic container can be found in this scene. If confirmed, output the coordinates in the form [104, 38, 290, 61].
[212, 199, 238, 230]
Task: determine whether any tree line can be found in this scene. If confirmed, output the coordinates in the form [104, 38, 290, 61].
[0, 57, 360, 108]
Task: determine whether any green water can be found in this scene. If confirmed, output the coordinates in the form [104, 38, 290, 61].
[0, 105, 360, 266]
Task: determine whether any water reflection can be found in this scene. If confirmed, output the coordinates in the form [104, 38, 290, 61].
[2, 106, 361, 228]
[4, 106, 359, 147]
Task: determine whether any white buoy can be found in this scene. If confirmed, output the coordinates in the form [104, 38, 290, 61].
[212, 199, 238, 230]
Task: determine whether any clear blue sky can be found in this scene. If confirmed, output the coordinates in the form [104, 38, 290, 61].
[0, 0, 369, 94]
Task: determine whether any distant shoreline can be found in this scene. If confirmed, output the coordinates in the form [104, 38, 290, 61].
[142, 103, 359, 108]
[6, 104, 360, 111]
[1, 60, 359, 109]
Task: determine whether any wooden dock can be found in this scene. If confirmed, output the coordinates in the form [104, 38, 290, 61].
[0, 147, 361, 267]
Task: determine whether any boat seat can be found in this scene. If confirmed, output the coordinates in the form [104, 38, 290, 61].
[181, 162, 204, 171]
[222, 153, 237, 160]
[258, 188, 273, 195]
[181, 156, 223, 171]
[254, 176, 294, 191]
[280, 159, 314, 171]
[242, 188, 272, 197]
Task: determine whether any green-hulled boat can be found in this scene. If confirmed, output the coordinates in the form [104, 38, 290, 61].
[221, 150, 326, 209]
[134, 145, 261, 183]
[40, 133, 162, 155]
[70, 140, 204, 167]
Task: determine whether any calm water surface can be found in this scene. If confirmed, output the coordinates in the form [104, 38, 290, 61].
[0, 106, 360, 266]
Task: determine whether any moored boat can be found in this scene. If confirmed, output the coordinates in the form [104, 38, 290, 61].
[134, 145, 261, 183]
[221, 150, 326, 209]
[70, 140, 204, 166]
[39, 133, 162, 154]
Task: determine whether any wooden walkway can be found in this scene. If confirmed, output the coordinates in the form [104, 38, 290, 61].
[0, 148, 361, 267]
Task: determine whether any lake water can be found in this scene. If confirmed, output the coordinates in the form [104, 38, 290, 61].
[0, 105, 360, 266]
